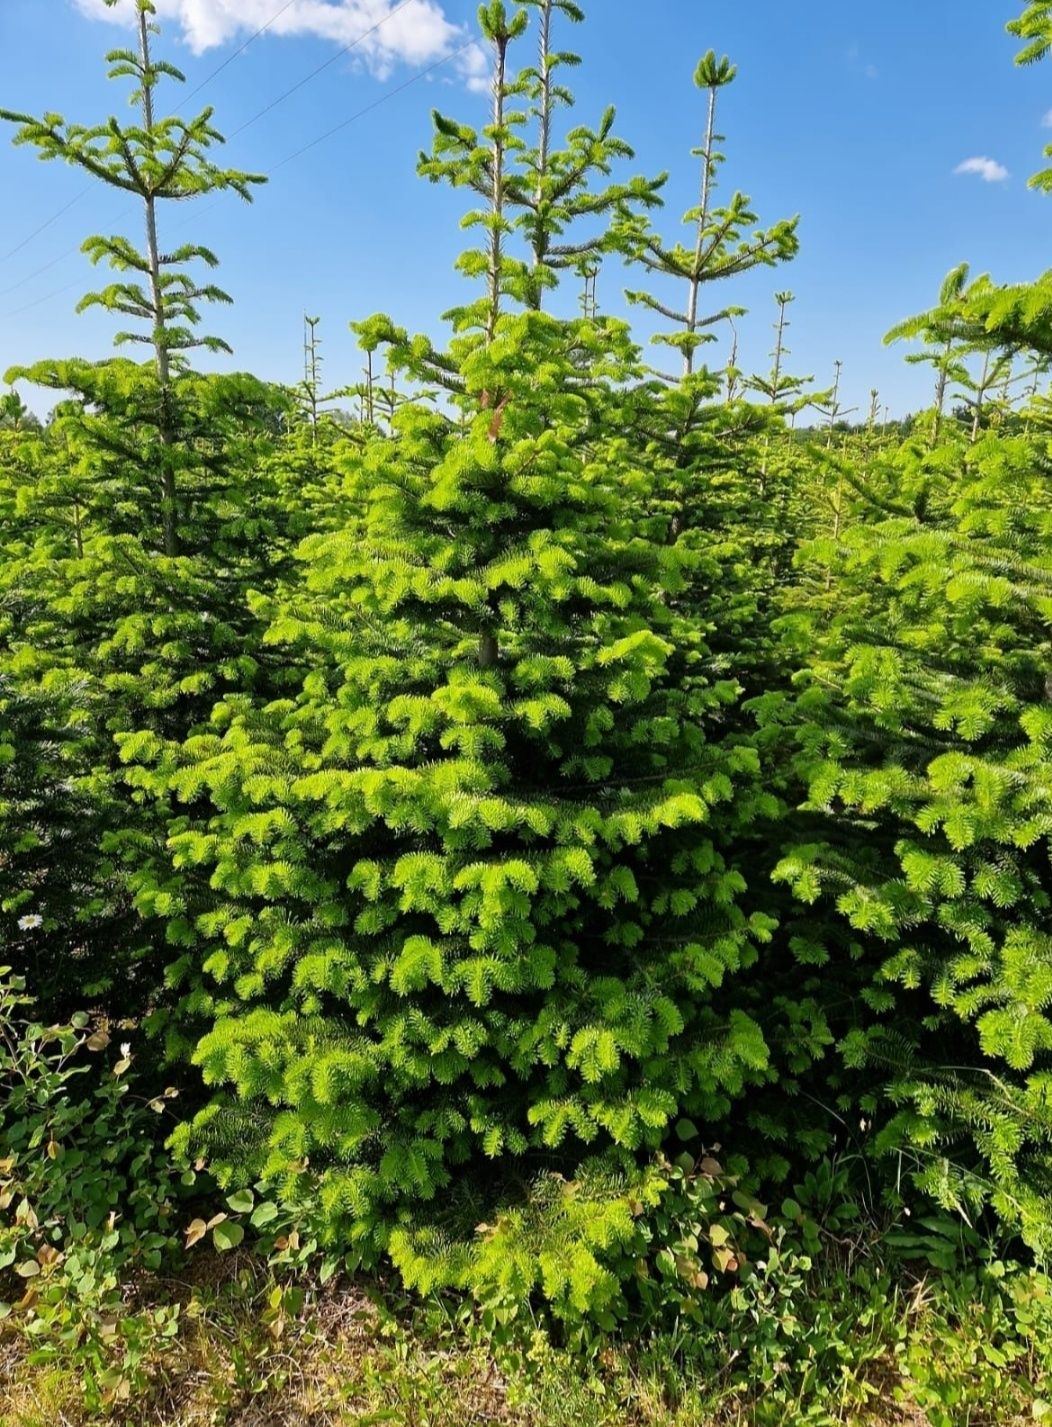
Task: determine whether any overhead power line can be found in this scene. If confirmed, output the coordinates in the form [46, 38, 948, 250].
[0, 186, 91, 268]
[229, 0, 419, 139]
[184, 0, 301, 102]
[0, 189, 90, 266]
[0, 38, 471, 324]
[0, 241, 89, 300]
[4, 277, 84, 322]
[1, 0, 433, 300]
[271, 40, 475, 172]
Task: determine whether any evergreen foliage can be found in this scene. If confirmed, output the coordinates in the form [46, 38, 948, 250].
[1, 0, 1051, 1351]
[142, 4, 785, 1261]
[770, 295, 1052, 1251]
[0, 2, 327, 1010]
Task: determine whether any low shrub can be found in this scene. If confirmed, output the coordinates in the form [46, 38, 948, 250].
[0, 969, 186, 1410]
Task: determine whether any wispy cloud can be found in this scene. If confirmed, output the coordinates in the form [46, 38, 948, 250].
[846, 42, 878, 80]
[954, 156, 1009, 183]
[71, 0, 485, 86]
[1042, 108, 1052, 128]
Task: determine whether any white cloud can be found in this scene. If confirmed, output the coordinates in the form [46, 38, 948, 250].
[459, 42, 490, 95]
[954, 156, 1009, 183]
[864, 63, 878, 80]
[1043, 108, 1052, 128]
[71, 0, 480, 82]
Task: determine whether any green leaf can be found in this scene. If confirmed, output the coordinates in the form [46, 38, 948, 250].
[250, 1202, 279, 1229]
[213, 1222, 245, 1252]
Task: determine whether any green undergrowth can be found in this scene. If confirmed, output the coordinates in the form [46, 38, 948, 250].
[3, 967, 1052, 1427]
[2, 1247, 1052, 1427]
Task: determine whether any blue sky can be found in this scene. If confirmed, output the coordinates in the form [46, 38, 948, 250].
[0, 0, 1048, 418]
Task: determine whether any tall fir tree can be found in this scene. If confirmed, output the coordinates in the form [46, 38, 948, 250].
[769, 243, 1052, 1253]
[142, 5, 783, 1273]
[611, 52, 800, 704]
[0, 1, 311, 1010]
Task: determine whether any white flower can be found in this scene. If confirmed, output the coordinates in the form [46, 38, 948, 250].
[17, 914, 43, 930]
[120, 1042, 131, 1058]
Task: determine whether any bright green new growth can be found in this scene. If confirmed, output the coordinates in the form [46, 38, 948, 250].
[149, 5, 780, 1261]
[419, 0, 661, 326]
[3, 0, 1052, 1350]
[0, 4, 299, 1012]
[618, 49, 799, 377]
[1, 0, 263, 556]
[771, 272, 1052, 1251]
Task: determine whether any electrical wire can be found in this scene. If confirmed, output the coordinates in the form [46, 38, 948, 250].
[228, 0, 419, 139]
[3, 277, 84, 322]
[0, 189, 90, 265]
[271, 39, 474, 171]
[0, 37, 471, 324]
[0, 241, 89, 300]
[184, 0, 301, 102]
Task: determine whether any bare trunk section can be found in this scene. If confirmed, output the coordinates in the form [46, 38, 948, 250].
[486, 35, 509, 345]
[138, 7, 178, 558]
[684, 84, 718, 377]
[530, 0, 554, 308]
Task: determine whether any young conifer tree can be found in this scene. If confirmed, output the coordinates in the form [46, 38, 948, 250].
[0, 2, 298, 1010]
[154, 3, 779, 1267]
[885, 265, 978, 449]
[0, 390, 40, 431]
[738, 291, 826, 590]
[612, 53, 800, 702]
[419, 0, 661, 319]
[769, 24, 1052, 1240]
[619, 52, 798, 378]
[1, 0, 263, 557]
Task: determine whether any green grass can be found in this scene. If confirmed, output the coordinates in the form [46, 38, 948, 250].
[2, 1251, 1050, 1427]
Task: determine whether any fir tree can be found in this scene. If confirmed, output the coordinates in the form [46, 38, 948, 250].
[770, 275, 1052, 1250]
[0, 2, 306, 1010]
[611, 52, 801, 703]
[618, 52, 798, 378]
[419, 0, 661, 319]
[1, 0, 263, 556]
[150, 3, 780, 1259]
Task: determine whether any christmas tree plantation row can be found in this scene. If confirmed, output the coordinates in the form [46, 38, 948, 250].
[0, 0, 1050, 1338]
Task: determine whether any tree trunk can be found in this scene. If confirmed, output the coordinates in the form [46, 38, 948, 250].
[685, 85, 718, 376]
[138, 6, 179, 558]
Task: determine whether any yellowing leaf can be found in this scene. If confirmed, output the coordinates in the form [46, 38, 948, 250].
[184, 1218, 208, 1248]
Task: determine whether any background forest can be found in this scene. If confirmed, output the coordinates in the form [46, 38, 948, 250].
[2, 2, 1052, 1423]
